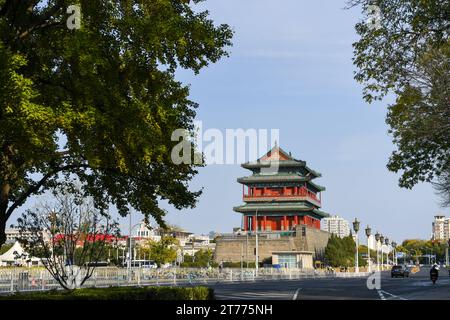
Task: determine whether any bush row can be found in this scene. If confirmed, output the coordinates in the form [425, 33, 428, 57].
[0, 286, 214, 300]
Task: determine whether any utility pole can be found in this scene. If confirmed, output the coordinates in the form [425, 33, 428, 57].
[447, 239, 450, 266]
[128, 211, 132, 276]
[255, 209, 259, 275]
[353, 218, 360, 273]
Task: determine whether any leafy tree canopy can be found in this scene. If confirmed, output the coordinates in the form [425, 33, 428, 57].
[349, 0, 449, 201]
[138, 236, 179, 266]
[0, 0, 233, 246]
[324, 234, 356, 268]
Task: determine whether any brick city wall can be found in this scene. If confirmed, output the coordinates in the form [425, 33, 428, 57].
[214, 224, 331, 264]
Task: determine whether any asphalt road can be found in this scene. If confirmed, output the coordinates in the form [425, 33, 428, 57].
[210, 268, 450, 300]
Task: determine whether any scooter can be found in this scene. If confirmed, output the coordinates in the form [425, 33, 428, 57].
[430, 267, 439, 284]
[431, 273, 438, 284]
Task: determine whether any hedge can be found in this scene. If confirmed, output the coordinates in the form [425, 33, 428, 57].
[0, 286, 214, 300]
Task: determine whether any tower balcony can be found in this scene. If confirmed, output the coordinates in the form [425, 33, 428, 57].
[243, 186, 321, 206]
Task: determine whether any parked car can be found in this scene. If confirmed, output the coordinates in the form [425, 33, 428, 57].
[391, 265, 410, 278]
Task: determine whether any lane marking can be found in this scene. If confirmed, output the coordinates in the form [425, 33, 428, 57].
[377, 290, 386, 300]
[379, 290, 407, 300]
[292, 288, 301, 300]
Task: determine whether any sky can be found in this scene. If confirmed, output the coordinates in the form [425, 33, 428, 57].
[8, 0, 449, 243]
[158, 0, 449, 242]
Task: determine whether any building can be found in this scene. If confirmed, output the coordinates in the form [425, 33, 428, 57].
[432, 215, 450, 241]
[234, 144, 329, 231]
[215, 145, 332, 268]
[181, 235, 215, 257]
[133, 221, 161, 243]
[321, 215, 350, 238]
[5, 227, 33, 244]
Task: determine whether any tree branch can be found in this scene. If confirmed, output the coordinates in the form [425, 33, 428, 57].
[5, 163, 90, 220]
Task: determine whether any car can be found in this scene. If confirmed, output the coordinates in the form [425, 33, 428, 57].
[391, 265, 410, 278]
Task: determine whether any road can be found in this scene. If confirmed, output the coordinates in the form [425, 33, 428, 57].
[210, 268, 450, 300]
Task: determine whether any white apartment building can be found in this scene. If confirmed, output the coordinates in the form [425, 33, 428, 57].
[133, 221, 161, 242]
[321, 215, 350, 238]
[4, 227, 34, 244]
[432, 215, 450, 241]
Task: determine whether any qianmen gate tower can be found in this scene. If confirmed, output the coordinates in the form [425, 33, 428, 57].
[234, 144, 329, 232]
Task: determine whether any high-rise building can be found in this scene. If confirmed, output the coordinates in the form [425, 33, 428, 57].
[321, 215, 350, 238]
[432, 215, 450, 241]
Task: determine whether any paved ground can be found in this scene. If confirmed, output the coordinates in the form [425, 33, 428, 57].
[210, 268, 450, 300]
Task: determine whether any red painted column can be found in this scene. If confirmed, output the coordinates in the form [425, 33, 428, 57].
[283, 215, 287, 230]
[252, 215, 256, 231]
[263, 216, 267, 231]
[294, 215, 298, 226]
[244, 216, 248, 231]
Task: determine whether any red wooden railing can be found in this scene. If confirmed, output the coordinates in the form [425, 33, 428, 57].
[243, 186, 320, 203]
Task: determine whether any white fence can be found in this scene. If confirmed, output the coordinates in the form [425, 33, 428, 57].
[0, 267, 371, 294]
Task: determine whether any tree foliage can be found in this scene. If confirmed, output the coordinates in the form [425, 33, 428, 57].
[181, 248, 216, 267]
[401, 239, 449, 263]
[0, 0, 233, 246]
[349, 0, 449, 202]
[138, 236, 179, 266]
[324, 234, 356, 268]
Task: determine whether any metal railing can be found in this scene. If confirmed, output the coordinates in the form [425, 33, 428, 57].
[0, 267, 371, 294]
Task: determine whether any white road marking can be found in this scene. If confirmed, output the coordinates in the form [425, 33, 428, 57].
[377, 290, 386, 300]
[292, 288, 301, 300]
[379, 290, 407, 300]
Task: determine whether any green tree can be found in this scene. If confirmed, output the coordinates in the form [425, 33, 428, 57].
[349, 0, 449, 203]
[324, 234, 356, 268]
[139, 236, 179, 266]
[0, 242, 12, 255]
[181, 248, 216, 267]
[0, 0, 233, 246]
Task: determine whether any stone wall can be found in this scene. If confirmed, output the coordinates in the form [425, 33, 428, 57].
[214, 224, 331, 264]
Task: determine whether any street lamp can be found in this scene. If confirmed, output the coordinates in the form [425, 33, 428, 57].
[392, 242, 397, 265]
[375, 232, 380, 271]
[385, 238, 390, 266]
[255, 209, 259, 275]
[365, 225, 371, 272]
[380, 235, 385, 270]
[353, 218, 360, 273]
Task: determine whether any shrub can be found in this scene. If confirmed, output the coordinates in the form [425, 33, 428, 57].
[0, 286, 214, 300]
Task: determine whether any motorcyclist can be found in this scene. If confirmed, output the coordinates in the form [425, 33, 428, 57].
[430, 264, 439, 284]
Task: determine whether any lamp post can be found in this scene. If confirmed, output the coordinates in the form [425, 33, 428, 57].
[353, 218, 360, 273]
[392, 242, 397, 265]
[385, 238, 390, 266]
[380, 235, 385, 270]
[128, 212, 132, 272]
[374, 232, 380, 271]
[365, 225, 372, 272]
[255, 209, 259, 275]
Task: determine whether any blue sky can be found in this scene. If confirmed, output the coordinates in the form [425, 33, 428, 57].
[8, 0, 449, 243]
[157, 0, 449, 242]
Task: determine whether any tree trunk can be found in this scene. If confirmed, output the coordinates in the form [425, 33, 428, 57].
[0, 183, 10, 247]
[0, 213, 6, 247]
